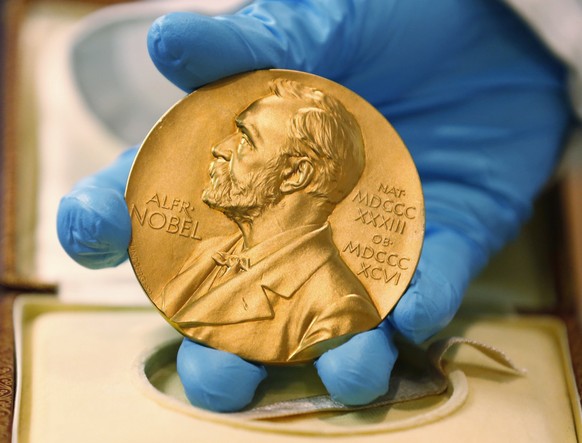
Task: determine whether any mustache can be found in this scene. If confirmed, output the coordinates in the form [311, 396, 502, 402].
[208, 160, 233, 188]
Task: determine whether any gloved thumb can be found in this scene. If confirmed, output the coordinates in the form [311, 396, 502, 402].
[147, 1, 368, 92]
[389, 225, 487, 344]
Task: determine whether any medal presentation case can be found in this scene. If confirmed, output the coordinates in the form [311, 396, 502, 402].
[1, 0, 581, 441]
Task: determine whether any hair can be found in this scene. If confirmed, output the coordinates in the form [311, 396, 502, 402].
[269, 78, 365, 205]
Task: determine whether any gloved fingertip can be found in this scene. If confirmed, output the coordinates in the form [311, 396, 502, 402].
[147, 14, 184, 70]
[147, 11, 281, 92]
[315, 330, 397, 405]
[147, 12, 227, 91]
[390, 273, 459, 344]
[57, 187, 131, 269]
[177, 339, 266, 412]
[389, 299, 432, 344]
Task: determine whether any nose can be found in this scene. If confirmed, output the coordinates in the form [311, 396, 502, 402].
[211, 132, 237, 161]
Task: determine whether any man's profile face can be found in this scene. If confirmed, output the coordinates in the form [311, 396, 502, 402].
[202, 95, 303, 220]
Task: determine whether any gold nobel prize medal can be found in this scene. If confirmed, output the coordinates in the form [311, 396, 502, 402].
[126, 70, 424, 364]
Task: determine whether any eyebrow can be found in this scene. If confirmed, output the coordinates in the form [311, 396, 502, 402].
[235, 118, 260, 145]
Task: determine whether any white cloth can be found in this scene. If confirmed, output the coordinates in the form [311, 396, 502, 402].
[503, 0, 582, 173]
[503, 0, 582, 120]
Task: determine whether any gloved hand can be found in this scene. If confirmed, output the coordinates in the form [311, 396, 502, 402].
[58, 0, 572, 411]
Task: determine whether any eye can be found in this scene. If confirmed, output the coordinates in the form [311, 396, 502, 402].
[239, 133, 252, 150]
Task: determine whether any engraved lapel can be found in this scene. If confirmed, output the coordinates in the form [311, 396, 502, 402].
[160, 234, 241, 317]
[172, 224, 337, 326]
[257, 224, 336, 298]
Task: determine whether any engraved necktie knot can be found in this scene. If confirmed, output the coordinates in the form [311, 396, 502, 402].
[212, 251, 251, 272]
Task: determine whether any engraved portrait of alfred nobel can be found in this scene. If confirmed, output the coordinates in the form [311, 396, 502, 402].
[161, 78, 381, 363]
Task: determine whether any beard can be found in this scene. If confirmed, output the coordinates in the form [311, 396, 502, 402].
[202, 158, 285, 223]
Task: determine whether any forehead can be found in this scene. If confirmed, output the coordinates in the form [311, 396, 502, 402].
[238, 94, 304, 127]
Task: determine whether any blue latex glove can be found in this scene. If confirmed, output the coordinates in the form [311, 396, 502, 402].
[58, 0, 572, 411]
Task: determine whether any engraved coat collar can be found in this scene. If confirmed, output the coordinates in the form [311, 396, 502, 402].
[171, 223, 335, 325]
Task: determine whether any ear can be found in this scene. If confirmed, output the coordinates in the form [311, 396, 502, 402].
[280, 157, 314, 194]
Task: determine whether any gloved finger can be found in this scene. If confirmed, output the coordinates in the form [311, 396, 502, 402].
[314, 326, 397, 405]
[147, 0, 395, 92]
[146, 1, 528, 104]
[57, 147, 138, 269]
[177, 338, 267, 412]
[389, 226, 484, 344]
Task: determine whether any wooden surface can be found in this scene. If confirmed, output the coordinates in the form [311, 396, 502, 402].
[0, 293, 16, 443]
[1, 0, 23, 278]
[1, 0, 25, 436]
[559, 166, 582, 400]
[561, 167, 582, 326]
